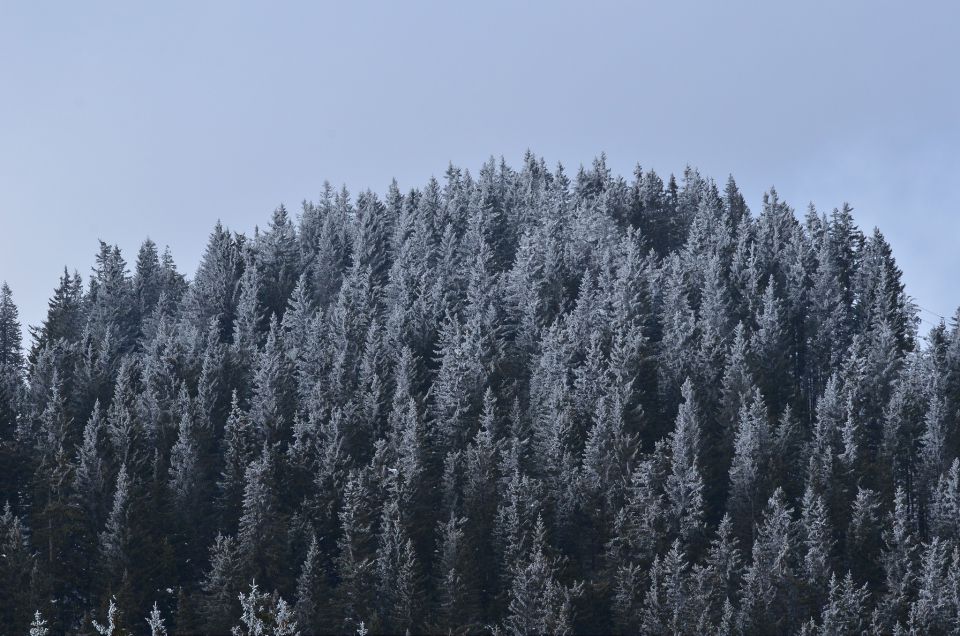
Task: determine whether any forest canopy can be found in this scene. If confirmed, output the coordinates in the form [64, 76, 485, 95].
[0, 153, 956, 635]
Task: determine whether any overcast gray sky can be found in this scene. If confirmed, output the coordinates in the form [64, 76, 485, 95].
[2, 1, 958, 337]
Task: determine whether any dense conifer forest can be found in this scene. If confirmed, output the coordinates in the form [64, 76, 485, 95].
[1, 153, 957, 634]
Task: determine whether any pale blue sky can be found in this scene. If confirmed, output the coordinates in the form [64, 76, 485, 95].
[1, 1, 958, 337]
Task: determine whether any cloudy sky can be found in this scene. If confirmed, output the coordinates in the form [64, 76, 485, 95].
[2, 1, 958, 337]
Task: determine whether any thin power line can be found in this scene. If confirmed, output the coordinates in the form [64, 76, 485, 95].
[916, 305, 947, 321]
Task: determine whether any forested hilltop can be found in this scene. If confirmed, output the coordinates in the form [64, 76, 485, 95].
[0, 153, 957, 635]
